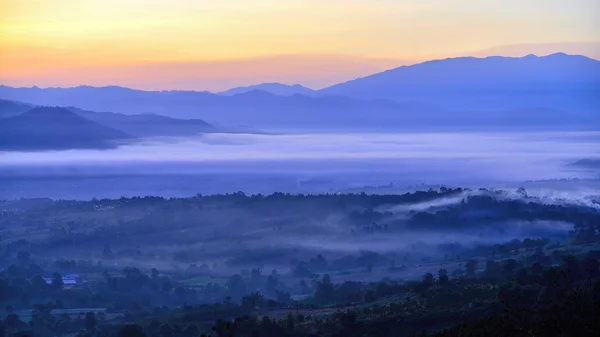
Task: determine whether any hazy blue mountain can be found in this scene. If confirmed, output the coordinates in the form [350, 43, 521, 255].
[66, 107, 219, 137]
[0, 85, 445, 128]
[0, 106, 132, 151]
[320, 53, 600, 112]
[570, 158, 600, 170]
[1, 52, 598, 130]
[0, 98, 34, 118]
[219, 83, 316, 96]
[0, 86, 592, 130]
[0, 97, 257, 137]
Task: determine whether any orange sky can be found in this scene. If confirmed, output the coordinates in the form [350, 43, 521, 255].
[1, 0, 599, 91]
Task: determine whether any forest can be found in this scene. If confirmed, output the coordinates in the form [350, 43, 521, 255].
[0, 187, 599, 336]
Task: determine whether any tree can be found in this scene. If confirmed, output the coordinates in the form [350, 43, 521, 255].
[531, 262, 544, 274]
[151, 268, 160, 280]
[363, 290, 376, 303]
[227, 274, 246, 297]
[182, 324, 200, 337]
[162, 279, 174, 293]
[85, 312, 96, 331]
[51, 272, 64, 290]
[0, 279, 13, 302]
[422, 272, 435, 287]
[314, 274, 335, 304]
[242, 292, 264, 310]
[581, 257, 599, 278]
[159, 323, 174, 337]
[276, 290, 292, 304]
[250, 268, 262, 286]
[339, 310, 359, 336]
[561, 254, 581, 283]
[118, 324, 147, 337]
[30, 275, 49, 295]
[17, 251, 31, 266]
[266, 270, 280, 293]
[503, 259, 520, 280]
[465, 259, 478, 277]
[292, 262, 314, 278]
[6, 313, 21, 329]
[286, 312, 295, 331]
[516, 268, 530, 285]
[438, 269, 449, 285]
[174, 286, 187, 299]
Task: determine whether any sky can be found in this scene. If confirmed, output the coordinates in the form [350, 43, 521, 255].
[1, 0, 599, 91]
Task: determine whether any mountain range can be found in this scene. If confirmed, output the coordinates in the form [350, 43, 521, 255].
[0, 53, 598, 150]
[0, 106, 132, 151]
[320, 53, 600, 112]
[0, 99, 34, 118]
[66, 107, 218, 137]
[0, 99, 255, 151]
[218, 83, 316, 96]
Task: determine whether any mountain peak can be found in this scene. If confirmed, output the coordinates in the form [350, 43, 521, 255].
[219, 82, 316, 96]
[0, 106, 132, 151]
[24, 106, 79, 116]
[320, 52, 600, 112]
[547, 52, 569, 57]
[19, 106, 104, 126]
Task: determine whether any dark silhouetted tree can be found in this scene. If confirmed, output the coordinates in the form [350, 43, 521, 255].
[118, 324, 146, 337]
[465, 259, 478, 277]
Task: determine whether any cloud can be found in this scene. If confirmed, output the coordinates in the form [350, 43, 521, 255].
[1, 131, 598, 185]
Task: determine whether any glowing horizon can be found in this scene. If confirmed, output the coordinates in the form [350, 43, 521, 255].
[1, 0, 599, 91]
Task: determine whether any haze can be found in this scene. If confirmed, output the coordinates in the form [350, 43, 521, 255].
[1, 1, 600, 336]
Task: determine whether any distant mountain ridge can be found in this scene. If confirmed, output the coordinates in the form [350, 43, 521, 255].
[67, 106, 217, 137]
[0, 53, 598, 130]
[219, 83, 316, 96]
[0, 85, 445, 128]
[0, 106, 131, 151]
[0, 99, 34, 118]
[320, 53, 600, 112]
[0, 98, 245, 138]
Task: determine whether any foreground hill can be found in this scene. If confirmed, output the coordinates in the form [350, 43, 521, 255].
[1, 189, 599, 336]
[320, 53, 600, 113]
[0, 106, 132, 151]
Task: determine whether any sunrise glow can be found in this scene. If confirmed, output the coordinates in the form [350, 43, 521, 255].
[1, 0, 599, 90]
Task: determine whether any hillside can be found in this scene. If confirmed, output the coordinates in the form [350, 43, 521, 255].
[0, 98, 34, 118]
[219, 83, 316, 96]
[0, 87, 590, 130]
[0, 99, 235, 138]
[67, 107, 219, 137]
[219, 83, 317, 96]
[320, 53, 600, 113]
[0, 53, 598, 129]
[0, 106, 132, 151]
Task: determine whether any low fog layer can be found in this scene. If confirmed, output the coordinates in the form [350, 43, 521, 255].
[0, 131, 598, 200]
[3, 131, 599, 164]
